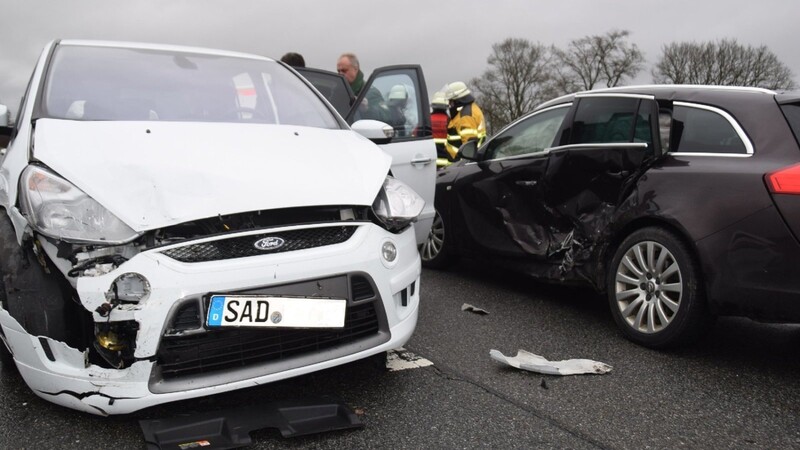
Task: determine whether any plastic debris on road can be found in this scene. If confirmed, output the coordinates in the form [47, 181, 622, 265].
[489, 349, 612, 375]
[461, 303, 489, 315]
[387, 348, 434, 372]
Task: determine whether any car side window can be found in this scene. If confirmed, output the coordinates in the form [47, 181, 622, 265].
[570, 97, 640, 144]
[354, 68, 429, 140]
[669, 104, 747, 154]
[484, 105, 569, 160]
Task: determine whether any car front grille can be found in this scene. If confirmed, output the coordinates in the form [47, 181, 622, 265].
[154, 274, 385, 383]
[157, 301, 380, 380]
[159, 225, 357, 263]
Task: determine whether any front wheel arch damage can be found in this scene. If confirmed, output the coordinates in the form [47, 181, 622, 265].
[0, 212, 139, 374]
[0, 232, 91, 349]
[606, 225, 712, 349]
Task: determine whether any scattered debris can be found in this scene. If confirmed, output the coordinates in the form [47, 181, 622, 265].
[490, 349, 612, 375]
[540, 378, 548, 389]
[461, 303, 489, 315]
[386, 348, 434, 372]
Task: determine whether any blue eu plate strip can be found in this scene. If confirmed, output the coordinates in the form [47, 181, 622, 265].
[207, 296, 226, 326]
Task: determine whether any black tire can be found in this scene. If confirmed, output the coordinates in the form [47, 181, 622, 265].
[420, 208, 457, 269]
[607, 227, 711, 349]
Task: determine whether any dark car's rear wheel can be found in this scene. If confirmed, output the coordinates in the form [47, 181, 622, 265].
[607, 227, 710, 349]
[420, 208, 456, 269]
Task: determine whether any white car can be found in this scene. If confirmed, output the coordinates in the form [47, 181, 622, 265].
[0, 40, 430, 415]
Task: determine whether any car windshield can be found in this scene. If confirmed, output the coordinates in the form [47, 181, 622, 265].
[42, 44, 340, 129]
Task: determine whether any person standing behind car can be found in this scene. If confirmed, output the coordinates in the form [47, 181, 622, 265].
[387, 85, 410, 137]
[445, 81, 486, 148]
[337, 53, 389, 122]
[280, 52, 305, 67]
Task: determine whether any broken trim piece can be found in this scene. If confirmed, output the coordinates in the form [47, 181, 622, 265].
[490, 349, 612, 375]
[461, 303, 489, 315]
[139, 396, 363, 449]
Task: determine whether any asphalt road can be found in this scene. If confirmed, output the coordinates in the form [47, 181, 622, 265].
[1, 262, 799, 449]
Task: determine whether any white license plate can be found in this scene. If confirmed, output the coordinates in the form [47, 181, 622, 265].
[206, 295, 346, 328]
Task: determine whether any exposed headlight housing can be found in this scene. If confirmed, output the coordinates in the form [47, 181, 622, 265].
[106, 272, 151, 303]
[19, 165, 140, 244]
[372, 176, 425, 232]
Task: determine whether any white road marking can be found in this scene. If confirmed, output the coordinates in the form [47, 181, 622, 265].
[386, 347, 434, 372]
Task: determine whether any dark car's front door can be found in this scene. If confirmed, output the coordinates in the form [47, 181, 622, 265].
[453, 104, 572, 258]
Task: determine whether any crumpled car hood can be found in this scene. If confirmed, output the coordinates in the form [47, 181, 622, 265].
[33, 119, 391, 231]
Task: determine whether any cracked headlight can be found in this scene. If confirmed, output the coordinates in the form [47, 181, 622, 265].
[372, 176, 425, 232]
[20, 165, 140, 244]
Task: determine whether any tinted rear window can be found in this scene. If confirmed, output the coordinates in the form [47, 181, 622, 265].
[670, 105, 746, 154]
[780, 103, 800, 146]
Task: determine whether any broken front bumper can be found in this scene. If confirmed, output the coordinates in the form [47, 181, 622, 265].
[0, 222, 420, 415]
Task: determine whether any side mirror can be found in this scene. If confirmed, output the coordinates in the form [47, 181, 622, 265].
[459, 140, 479, 161]
[351, 119, 394, 145]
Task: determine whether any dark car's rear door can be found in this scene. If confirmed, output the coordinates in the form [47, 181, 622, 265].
[536, 94, 661, 266]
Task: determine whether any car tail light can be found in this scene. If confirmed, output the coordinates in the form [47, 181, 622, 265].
[766, 163, 800, 195]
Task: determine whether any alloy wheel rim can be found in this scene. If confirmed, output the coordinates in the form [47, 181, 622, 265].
[614, 240, 682, 334]
[420, 211, 444, 262]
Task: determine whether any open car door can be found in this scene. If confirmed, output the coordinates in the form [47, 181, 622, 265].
[347, 65, 436, 246]
[297, 64, 436, 246]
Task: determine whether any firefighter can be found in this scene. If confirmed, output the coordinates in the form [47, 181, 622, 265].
[430, 91, 456, 166]
[445, 81, 486, 151]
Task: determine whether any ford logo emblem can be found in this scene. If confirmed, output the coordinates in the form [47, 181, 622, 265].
[254, 236, 285, 251]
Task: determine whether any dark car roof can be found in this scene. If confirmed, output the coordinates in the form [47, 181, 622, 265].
[537, 85, 779, 111]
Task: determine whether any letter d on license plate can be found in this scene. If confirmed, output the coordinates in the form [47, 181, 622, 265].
[207, 295, 346, 328]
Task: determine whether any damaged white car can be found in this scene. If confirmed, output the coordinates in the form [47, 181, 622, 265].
[0, 40, 426, 415]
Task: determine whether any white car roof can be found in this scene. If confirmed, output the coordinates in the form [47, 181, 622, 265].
[56, 39, 274, 62]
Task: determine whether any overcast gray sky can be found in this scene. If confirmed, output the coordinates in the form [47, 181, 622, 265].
[2, 0, 799, 115]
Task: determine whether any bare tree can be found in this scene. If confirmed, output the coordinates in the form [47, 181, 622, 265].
[653, 39, 796, 89]
[552, 30, 645, 93]
[470, 38, 553, 134]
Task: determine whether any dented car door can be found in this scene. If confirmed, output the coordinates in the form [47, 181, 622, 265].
[536, 94, 661, 278]
[447, 95, 660, 281]
[452, 104, 572, 258]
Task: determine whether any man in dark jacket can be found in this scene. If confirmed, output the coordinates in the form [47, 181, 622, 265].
[337, 53, 389, 122]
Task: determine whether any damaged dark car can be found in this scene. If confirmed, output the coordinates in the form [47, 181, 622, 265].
[423, 85, 800, 348]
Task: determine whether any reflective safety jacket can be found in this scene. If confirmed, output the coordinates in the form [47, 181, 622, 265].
[448, 101, 486, 148]
[432, 110, 458, 160]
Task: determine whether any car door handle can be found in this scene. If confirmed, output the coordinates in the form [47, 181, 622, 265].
[515, 180, 537, 187]
[411, 157, 433, 166]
